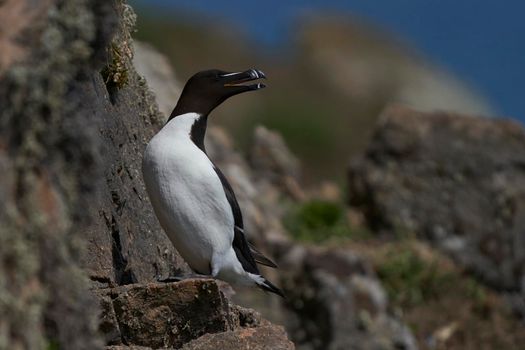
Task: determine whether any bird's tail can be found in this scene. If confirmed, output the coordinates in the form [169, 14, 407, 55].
[256, 277, 285, 298]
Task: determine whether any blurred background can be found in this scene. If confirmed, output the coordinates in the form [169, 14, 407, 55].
[130, 0, 524, 182]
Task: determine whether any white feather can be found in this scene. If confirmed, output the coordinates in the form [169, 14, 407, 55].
[142, 113, 260, 286]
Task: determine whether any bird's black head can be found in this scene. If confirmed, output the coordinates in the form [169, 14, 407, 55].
[169, 69, 266, 119]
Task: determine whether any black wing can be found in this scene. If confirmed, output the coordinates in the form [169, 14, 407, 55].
[248, 242, 278, 268]
[212, 165, 276, 273]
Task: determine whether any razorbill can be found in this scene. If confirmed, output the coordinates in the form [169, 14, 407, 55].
[142, 69, 284, 297]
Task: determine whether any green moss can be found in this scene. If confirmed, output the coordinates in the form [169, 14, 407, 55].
[101, 43, 130, 89]
[101, 2, 136, 90]
[376, 246, 456, 308]
[46, 339, 60, 350]
[283, 199, 371, 242]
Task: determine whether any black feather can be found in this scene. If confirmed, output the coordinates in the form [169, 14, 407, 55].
[248, 242, 278, 268]
[258, 278, 285, 298]
[213, 165, 283, 298]
[189, 118, 276, 273]
[212, 165, 259, 274]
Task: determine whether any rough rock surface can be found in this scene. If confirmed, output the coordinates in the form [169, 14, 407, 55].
[249, 126, 304, 201]
[94, 279, 292, 349]
[272, 242, 417, 350]
[0, 0, 116, 348]
[348, 106, 525, 313]
[181, 323, 294, 350]
[79, 3, 189, 288]
[0, 0, 294, 349]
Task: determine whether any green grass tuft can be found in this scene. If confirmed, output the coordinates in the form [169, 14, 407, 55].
[283, 199, 371, 242]
[376, 247, 456, 308]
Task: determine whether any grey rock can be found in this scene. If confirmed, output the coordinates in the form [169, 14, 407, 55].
[348, 105, 525, 314]
[275, 244, 417, 350]
[250, 126, 304, 200]
[133, 41, 182, 118]
[97, 291, 122, 345]
[0, 0, 116, 348]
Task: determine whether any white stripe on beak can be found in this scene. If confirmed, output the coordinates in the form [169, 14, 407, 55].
[220, 72, 242, 77]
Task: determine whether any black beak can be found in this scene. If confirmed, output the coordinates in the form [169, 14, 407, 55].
[220, 69, 267, 91]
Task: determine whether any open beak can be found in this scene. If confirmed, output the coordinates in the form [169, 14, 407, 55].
[220, 69, 267, 91]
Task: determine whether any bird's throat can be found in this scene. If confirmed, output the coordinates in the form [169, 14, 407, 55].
[189, 114, 208, 153]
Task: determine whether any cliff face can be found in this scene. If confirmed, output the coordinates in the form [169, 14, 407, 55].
[78, 3, 189, 289]
[0, 1, 293, 349]
[0, 0, 116, 348]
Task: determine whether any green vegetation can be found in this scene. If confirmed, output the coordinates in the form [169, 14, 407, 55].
[283, 199, 371, 242]
[256, 97, 342, 162]
[101, 43, 130, 89]
[376, 246, 456, 308]
[465, 277, 487, 303]
[465, 277, 489, 317]
[101, 3, 136, 90]
[366, 243, 525, 349]
[46, 340, 60, 350]
[376, 244, 488, 311]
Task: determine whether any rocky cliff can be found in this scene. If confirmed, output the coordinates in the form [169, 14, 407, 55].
[0, 1, 293, 349]
[348, 106, 525, 318]
[1, 0, 115, 347]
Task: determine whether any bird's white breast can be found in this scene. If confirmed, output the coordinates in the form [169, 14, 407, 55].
[142, 113, 234, 274]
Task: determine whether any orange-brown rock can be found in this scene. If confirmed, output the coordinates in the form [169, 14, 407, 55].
[181, 323, 294, 350]
[95, 279, 294, 349]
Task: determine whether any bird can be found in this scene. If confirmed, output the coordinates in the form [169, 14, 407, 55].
[142, 69, 284, 297]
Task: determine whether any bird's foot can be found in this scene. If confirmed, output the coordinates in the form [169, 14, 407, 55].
[157, 273, 212, 283]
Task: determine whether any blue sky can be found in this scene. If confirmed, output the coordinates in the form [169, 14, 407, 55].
[132, 0, 525, 122]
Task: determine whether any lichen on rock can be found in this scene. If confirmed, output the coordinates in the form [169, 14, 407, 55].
[100, 2, 136, 90]
[0, 0, 116, 348]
